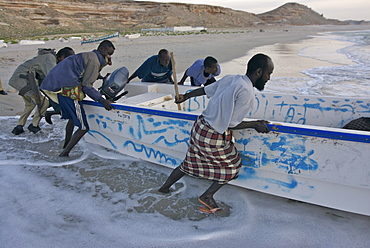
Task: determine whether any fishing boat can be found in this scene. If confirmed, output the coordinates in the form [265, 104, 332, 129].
[81, 82, 370, 216]
[81, 31, 119, 45]
[0, 40, 7, 48]
[19, 40, 46, 45]
[124, 33, 141, 39]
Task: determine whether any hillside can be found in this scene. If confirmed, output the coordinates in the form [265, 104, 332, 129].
[257, 2, 343, 25]
[0, 0, 346, 38]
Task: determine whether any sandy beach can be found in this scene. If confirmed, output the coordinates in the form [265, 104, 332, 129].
[1, 24, 370, 116]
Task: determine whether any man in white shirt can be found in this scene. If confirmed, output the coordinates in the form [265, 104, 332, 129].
[159, 53, 274, 213]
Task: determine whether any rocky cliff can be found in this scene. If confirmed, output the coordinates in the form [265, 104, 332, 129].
[0, 0, 345, 38]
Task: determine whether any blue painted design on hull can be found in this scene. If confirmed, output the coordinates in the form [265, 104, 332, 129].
[239, 167, 299, 190]
[87, 115, 190, 149]
[237, 133, 319, 173]
[123, 140, 178, 166]
[87, 130, 118, 149]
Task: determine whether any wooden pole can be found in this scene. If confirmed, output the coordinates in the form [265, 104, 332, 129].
[170, 52, 181, 110]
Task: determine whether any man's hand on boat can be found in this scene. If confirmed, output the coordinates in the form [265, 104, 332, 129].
[252, 120, 270, 133]
[231, 120, 270, 133]
[98, 73, 111, 81]
[101, 98, 115, 111]
[175, 94, 187, 103]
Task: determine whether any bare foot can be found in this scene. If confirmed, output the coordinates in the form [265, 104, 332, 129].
[59, 151, 70, 157]
[198, 195, 219, 209]
[158, 187, 170, 193]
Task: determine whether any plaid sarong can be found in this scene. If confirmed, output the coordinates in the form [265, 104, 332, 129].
[180, 115, 242, 184]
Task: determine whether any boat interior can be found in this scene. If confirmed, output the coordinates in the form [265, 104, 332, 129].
[111, 82, 370, 130]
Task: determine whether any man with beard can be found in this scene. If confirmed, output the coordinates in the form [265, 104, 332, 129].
[158, 53, 273, 213]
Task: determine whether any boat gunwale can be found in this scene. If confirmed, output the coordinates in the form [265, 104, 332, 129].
[82, 99, 370, 144]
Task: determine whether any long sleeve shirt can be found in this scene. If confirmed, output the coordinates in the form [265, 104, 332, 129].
[41, 50, 108, 102]
[9, 53, 56, 91]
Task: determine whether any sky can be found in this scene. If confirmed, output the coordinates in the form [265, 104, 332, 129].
[136, 0, 370, 21]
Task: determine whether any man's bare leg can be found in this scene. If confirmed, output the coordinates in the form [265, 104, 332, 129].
[63, 119, 75, 149]
[158, 166, 185, 193]
[59, 129, 88, 157]
[198, 181, 224, 209]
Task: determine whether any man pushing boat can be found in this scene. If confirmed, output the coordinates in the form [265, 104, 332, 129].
[159, 53, 274, 213]
[126, 49, 174, 84]
[9, 48, 74, 135]
[178, 56, 221, 86]
[41, 40, 115, 157]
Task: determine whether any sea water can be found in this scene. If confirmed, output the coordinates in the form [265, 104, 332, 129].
[222, 29, 370, 97]
[1, 30, 370, 247]
[296, 30, 370, 96]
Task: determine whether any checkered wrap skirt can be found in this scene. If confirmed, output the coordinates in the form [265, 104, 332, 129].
[179, 115, 242, 184]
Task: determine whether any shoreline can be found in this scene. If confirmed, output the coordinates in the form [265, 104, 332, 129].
[1, 24, 370, 116]
[222, 35, 357, 78]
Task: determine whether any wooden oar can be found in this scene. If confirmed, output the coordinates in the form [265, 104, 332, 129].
[170, 52, 181, 110]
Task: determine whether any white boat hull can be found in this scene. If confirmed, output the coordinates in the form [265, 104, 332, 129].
[82, 83, 370, 216]
[124, 33, 141, 39]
